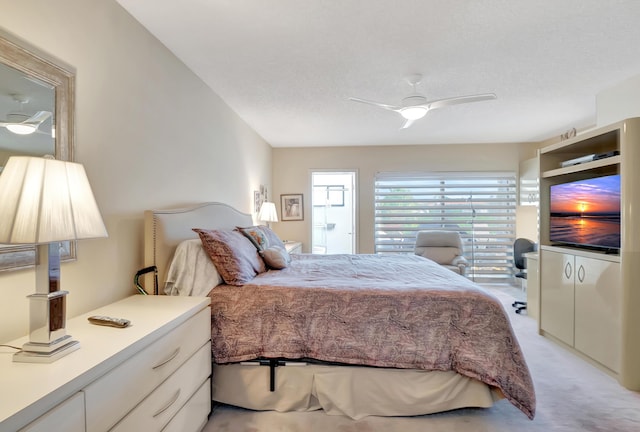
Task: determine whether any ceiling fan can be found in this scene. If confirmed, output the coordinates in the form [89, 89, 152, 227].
[349, 74, 497, 129]
[0, 95, 52, 135]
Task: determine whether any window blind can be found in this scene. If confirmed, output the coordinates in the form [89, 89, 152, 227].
[374, 172, 517, 282]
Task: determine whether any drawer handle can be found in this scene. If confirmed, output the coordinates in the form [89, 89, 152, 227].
[152, 347, 180, 370]
[152, 389, 181, 418]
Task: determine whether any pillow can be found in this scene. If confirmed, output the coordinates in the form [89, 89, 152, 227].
[257, 225, 287, 250]
[236, 226, 269, 250]
[194, 228, 266, 286]
[260, 246, 290, 270]
[164, 239, 223, 296]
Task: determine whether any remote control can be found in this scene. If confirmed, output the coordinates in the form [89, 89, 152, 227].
[88, 315, 131, 328]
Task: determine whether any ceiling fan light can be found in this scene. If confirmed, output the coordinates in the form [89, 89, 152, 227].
[400, 106, 427, 120]
[6, 123, 37, 135]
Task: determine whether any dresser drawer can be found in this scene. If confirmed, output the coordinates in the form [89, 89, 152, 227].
[111, 343, 211, 432]
[161, 380, 211, 432]
[19, 392, 85, 432]
[84, 307, 210, 432]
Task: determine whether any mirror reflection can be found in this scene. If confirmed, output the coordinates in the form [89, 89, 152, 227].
[0, 33, 75, 271]
[0, 62, 55, 167]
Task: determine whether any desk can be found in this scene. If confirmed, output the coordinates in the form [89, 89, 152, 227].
[524, 252, 539, 321]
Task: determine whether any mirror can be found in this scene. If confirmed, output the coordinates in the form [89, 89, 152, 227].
[0, 32, 75, 271]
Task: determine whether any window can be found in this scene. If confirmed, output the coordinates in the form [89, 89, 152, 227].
[374, 172, 517, 282]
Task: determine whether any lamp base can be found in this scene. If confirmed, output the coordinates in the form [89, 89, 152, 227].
[13, 336, 80, 363]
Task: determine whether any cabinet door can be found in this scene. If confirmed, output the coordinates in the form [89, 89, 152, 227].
[540, 250, 575, 346]
[574, 256, 621, 372]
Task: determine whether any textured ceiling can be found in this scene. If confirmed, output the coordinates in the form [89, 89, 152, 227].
[116, 0, 640, 147]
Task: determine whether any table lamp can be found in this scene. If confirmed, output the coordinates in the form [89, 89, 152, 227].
[0, 156, 108, 363]
[258, 201, 278, 228]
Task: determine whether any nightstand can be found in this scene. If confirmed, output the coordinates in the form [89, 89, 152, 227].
[284, 241, 302, 254]
[0, 295, 211, 432]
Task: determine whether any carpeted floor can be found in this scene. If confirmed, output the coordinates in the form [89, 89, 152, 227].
[202, 284, 640, 432]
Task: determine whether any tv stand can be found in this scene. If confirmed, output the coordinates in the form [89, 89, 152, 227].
[538, 117, 640, 391]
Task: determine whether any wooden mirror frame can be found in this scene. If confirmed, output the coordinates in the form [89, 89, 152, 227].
[0, 32, 76, 271]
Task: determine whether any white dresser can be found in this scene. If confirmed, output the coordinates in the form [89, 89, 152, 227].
[0, 295, 211, 432]
[284, 241, 302, 254]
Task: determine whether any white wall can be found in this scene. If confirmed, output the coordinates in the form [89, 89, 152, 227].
[0, 0, 271, 342]
[272, 143, 529, 254]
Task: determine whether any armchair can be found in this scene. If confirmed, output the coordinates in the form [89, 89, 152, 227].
[414, 230, 468, 275]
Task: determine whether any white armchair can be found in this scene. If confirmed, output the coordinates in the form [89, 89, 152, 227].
[414, 230, 468, 276]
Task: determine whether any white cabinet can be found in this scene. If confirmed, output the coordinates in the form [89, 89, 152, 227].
[284, 241, 302, 254]
[574, 256, 621, 373]
[538, 117, 640, 388]
[540, 250, 576, 346]
[83, 307, 210, 431]
[0, 296, 211, 432]
[540, 248, 621, 373]
[519, 157, 539, 206]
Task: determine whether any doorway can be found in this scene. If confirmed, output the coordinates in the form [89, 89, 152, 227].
[311, 171, 356, 254]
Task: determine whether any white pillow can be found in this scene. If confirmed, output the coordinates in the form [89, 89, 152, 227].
[164, 239, 223, 296]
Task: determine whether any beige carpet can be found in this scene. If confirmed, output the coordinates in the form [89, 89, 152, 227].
[202, 285, 640, 432]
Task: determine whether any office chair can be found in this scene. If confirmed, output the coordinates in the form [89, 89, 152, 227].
[512, 238, 536, 314]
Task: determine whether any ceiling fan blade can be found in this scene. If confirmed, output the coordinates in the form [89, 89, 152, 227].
[25, 111, 52, 125]
[425, 93, 497, 110]
[400, 118, 416, 129]
[348, 97, 401, 112]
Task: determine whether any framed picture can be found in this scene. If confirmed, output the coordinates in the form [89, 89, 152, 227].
[254, 190, 261, 214]
[281, 194, 304, 221]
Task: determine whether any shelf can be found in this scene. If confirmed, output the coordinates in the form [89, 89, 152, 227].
[540, 125, 620, 155]
[542, 155, 621, 178]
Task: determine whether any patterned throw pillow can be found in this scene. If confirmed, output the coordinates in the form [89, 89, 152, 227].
[236, 226, 269, 250]
[194, 228, 266, 286]
[257, 225, 287, 251]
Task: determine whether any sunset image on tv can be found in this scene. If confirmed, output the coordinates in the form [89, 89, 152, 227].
[549, 174, 621, 250]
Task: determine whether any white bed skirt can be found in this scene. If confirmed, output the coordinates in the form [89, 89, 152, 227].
[212, 363, 502, 420]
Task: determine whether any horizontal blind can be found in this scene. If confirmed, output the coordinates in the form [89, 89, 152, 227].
[374, 172, 517, 282]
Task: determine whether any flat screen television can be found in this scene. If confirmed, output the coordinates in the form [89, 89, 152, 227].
[549, 174, 621, 251]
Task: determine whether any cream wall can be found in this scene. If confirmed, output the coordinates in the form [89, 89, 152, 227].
[273, 143, 533, 253]
[0, 0, 271, 342]
[597, 74, 640, 126]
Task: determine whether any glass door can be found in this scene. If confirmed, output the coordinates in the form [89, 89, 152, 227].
[311, 171, 356, 254]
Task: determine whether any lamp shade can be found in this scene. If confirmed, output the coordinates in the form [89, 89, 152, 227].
[258, 201, 278, 223]
[0, 156, 108, 244]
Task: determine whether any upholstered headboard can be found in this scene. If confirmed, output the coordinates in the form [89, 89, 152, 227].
[143, 202, 253, 294]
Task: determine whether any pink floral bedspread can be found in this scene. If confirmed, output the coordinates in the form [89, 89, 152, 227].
[208, 253, 535, 418]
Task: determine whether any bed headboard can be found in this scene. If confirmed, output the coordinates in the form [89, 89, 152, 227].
[143, 202, 253, 294]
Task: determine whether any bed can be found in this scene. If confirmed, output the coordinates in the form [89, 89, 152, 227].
[143, 202, 535, 420]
